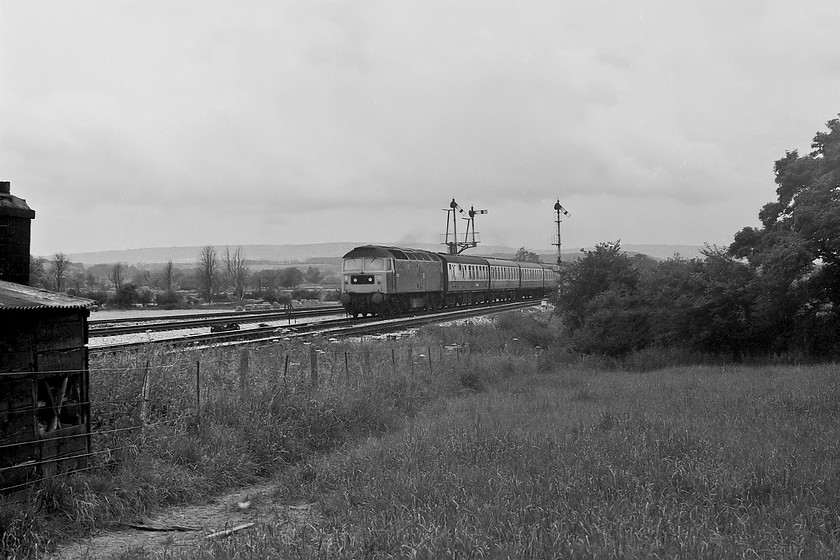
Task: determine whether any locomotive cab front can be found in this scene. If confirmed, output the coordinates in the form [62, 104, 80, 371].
[340, 246, 395, 317]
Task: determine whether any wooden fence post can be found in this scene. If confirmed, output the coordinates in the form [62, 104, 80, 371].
[407, 346, 414, 377]
[363, 350, 371, 378]
[391, 349, 396, 376]
[344, 351, 350, 385]
[195, 361, 201, 429]
[283, 353, 290, 386]
[310, 346, 318, 388]
[140, 360, 151, 426]
[239, 348, 249, 395]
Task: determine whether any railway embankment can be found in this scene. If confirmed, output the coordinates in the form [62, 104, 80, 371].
[2, 308, 557, 558]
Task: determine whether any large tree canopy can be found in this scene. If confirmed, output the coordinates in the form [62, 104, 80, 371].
[728, 117, 840, 354]
[553, 116, 840, 360]
[732, 116, 840, 269]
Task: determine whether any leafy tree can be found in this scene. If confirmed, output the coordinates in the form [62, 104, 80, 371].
[557, 241, 638, 332]
[571, 287, 650, 357]
[689, 247, 757, 359]
[278, 266, 304, 288]
[638, 255, 706, 348]
[304, 266, 323, 284]
[113, 283, 138, 308]
[135, 286, 154, 306]
[131, 268, 152, 288]
[554, 241, 653, 357]
[514, 247, 542, 263]
[81, 288, 108, 306]
[729, 115, 840, 355]
[155, 290, 182, 309]
[29, 255, 50, 289]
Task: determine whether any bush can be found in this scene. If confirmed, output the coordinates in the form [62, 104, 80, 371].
[110, 283, 138, 308]
[81, 289, 108, 306]
[292, 288, 320, 301]
[155, 290, 183, 309]
[495, 311, 559, 348]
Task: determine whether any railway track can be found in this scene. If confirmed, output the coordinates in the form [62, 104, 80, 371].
[88, 304, 343, 337]
[88, 300, 543, 353]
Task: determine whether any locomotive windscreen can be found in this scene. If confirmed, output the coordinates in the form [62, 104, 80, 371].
[343, 257, 389, 271]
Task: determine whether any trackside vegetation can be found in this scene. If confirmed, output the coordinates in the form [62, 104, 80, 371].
[555, 116, 840, 361]
[3, 312, 840, 559]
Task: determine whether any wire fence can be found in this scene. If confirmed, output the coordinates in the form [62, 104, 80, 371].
[1, 337, 472, 493]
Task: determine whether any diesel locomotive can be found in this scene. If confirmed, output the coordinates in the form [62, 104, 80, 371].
[340, 245, 557, 318]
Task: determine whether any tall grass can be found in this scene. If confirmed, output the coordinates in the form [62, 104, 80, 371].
[187, 363, 840, 559]
[0, 335, 467, 558]
[4, 311, 840, 558]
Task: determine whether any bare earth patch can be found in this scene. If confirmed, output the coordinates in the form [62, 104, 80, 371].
[49, 482, 319, 560]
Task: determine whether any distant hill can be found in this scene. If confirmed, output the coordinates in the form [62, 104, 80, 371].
[62, 243, 705, 266]
[64, 243, 369, 266]
[620, 245, 706, 260]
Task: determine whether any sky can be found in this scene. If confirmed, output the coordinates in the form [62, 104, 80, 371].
[1, 1, 839, 257]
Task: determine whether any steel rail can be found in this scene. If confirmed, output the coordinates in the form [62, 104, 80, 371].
[88, 300, 543, 353]
[88, 305, 343, 337]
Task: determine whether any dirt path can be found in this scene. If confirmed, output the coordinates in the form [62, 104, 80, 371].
[49, 482, 319, 559]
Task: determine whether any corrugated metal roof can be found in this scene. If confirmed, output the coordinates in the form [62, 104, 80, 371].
[0, 279, 95, 311]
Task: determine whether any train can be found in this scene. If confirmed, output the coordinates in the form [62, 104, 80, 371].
[340, 245, 558, 318]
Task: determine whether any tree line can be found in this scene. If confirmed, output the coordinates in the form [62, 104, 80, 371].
[556, 115, 840, 361]
[29, 246, 337, 309]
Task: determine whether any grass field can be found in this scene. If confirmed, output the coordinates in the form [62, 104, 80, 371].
[183, 362, 837, 560]
[3, 312, 840, 559]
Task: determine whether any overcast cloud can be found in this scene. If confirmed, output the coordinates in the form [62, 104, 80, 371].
[1, 1, 839, 256]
